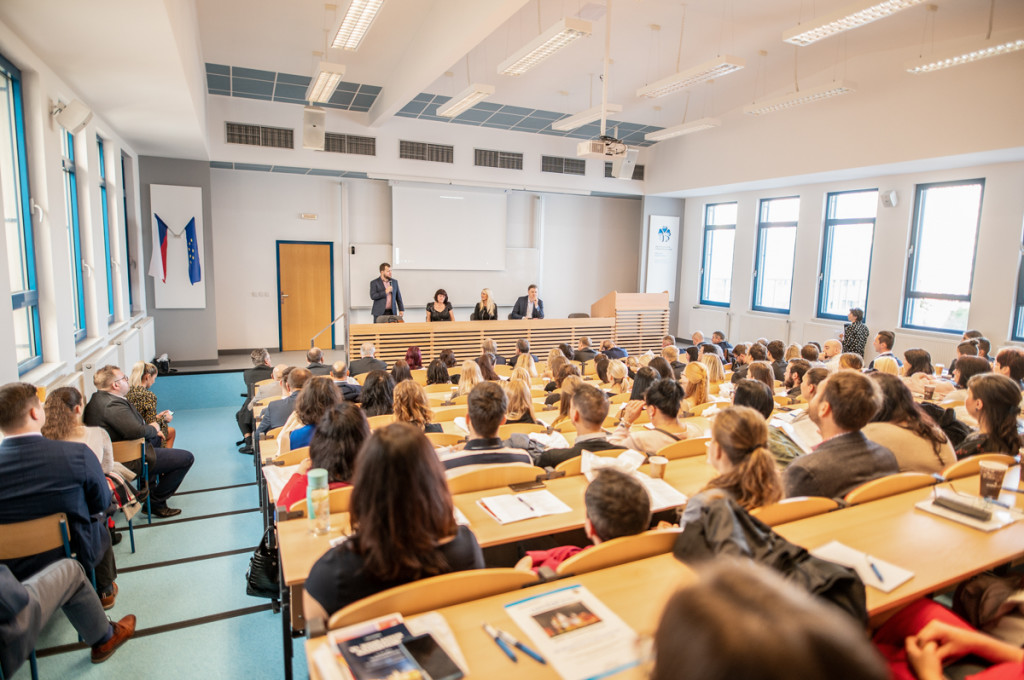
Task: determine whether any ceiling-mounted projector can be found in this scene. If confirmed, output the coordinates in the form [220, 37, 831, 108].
[577, 135, 629, 159]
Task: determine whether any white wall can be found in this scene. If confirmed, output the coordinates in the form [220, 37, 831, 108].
[677, 159, 1024, 365]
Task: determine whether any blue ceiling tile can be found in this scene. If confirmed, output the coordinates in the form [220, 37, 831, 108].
[431, 95, 451, 104]
[498, 105, 535, 116]
[234, 91, 273, 101]
[537, 128, 569, 136]
[277, 72, 311, 86]
[274, 83, 308, 100]
[512, 117, 548, 130]
[359, 84, 382, 95]
[209, 161, 233, 169]
[207, 74, 230, 91]
[271, 166, 310, 174]
[235, 163, 272, 172]
[420, 103, 440, 116]
[397, 101, 427, 116]
[473, 101, 502, 112]
[486, 112, 525, 127]
[450, 117, 484, 126]
[330, 90, 356, 107]
[453, 108, 491, 123]
[206, 63, 230, 75]
[350, 105, 371, 112]
[395, 110, 418, 117]
[232, 77, 275, 96]
[352, 92, 377, 108]
[232, 66, 275, 81]
[336, 81, 360, 93]
[413, 92, 433, 103]
[529, 109, 563, 120]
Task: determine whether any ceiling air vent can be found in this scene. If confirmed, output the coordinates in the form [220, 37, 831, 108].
[474, 149, 523, 170]
[324, 133, 376, 156]
[605, 161, 645, 180]
[399, 140, 454, 163]
[225, 122, 294, 149]
[541, 155, 585, 176]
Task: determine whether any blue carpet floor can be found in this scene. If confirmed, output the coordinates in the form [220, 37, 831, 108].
[10, 372, 309, 680]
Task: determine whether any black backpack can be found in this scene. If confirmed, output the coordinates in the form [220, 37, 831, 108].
[919, 402, 973, 449]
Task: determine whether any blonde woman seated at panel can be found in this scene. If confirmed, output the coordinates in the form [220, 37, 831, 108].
[470, 287, 498, 321]
[393, 381, 442, 433]
[456, 361, 483, 397]
[681, 362, 710, 414]
[700, 353, 726, 384]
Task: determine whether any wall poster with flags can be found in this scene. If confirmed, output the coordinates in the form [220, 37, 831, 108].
[148, 184, 206, 309]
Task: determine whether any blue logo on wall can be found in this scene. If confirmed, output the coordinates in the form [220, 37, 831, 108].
[658, 226, 672, 243]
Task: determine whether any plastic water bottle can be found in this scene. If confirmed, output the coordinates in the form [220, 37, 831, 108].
[307, 468, 330, 535]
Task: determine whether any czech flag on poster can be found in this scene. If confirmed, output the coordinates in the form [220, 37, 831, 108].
[185, 217, 201, 285]
[148, 214, 169, 282]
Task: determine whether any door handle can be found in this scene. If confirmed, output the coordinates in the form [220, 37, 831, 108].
[280, 294, 289, 302]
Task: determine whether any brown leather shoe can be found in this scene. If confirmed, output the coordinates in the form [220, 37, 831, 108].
[91, 614, 136, 663]
[100, 582, 118, 611]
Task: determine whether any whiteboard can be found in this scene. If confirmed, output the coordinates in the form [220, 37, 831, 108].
[350, 243, 539, 311]
[391, 184, 507, 270]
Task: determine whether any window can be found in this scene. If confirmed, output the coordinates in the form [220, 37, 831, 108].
[903, 179, 984, 333]
[61, 129, 87, 342]
[699, 202, 736, 306]
[1014, 221, 1024, 341]
[752, 196, 799, 313]
[0, 53, 41, 373]
[817, 189, 877, 320]
[120, 154, 135, 312]
[98, 137, 114, 323]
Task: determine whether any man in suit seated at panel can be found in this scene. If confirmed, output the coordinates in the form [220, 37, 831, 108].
[0, 382, 121, 606]
[83, 366, 194, 518]
[349, 342, 387, 376]
[256, 368, 311, 439]
[783, 371, 899, 502]
[330, 362, 362, 402]
[306, 347, 332, 376]
[534, 385, 620, 468]
[509, 284, 544, 320]
[439, 382, 531, 472]
[573, 337, 598, 364]
[599, 339, 628, 360]
[482, 338, 506, 366]
[369, 262, 404, 322]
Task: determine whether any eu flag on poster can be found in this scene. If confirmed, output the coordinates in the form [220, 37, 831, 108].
[184, 217, 201, 285]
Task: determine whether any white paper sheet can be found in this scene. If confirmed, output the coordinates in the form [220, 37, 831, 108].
[262, 463, 300, 503]
[477, 490, 573, 524]
[810, 540, 914, 593]
[636, 475, 689, 512]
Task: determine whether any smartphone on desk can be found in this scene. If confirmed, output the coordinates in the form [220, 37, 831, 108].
[402, 633, 463, 680]
[508, 480, 545, 492]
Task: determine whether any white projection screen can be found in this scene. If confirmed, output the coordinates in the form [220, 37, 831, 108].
[391, 184, 507, 270]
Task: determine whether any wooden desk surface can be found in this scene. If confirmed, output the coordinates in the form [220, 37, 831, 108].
[307, 553, 697, 680]
[278, 456, 717, 587]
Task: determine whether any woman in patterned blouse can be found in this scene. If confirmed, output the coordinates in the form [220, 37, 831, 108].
[127, 361, 175, 447]
[841, 307, 869, 356]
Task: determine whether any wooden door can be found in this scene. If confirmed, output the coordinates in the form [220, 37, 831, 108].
[277, 242, 333, 351]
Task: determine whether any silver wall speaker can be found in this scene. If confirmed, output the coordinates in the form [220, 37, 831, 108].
[880, 190, 899, 208]
[302, 106, 326, 150]
[53, 99, 93, 133]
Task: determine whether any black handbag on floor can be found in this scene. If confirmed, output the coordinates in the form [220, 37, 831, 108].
[246, 526, 279, 599]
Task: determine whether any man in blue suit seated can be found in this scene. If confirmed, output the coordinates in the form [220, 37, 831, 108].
[0, 382, 120, 608]
[369, 262, 404, 322]
[509, 284, 544, 320]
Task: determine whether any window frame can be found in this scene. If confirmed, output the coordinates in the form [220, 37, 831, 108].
[698, 201, 737, 308]
[816, 188, 878, 321]
[901, 178, 985, 334]
[120, 154, 135, 312]
[61, 128, 87, 342]
[1014, 229, 1024, 341]
[1, 52, 42, 373]
[97, 136, 114, 323]
[751, 195, 800, 314]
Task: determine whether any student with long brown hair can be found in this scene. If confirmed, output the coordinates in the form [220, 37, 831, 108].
[957, 373, 1024, 458]
[681, 361, 709, 413]
[864, 373, 955, 474]
[302, 424, 484, 618]
[288, 376, 340, 450]
[393, 380, 442, 433]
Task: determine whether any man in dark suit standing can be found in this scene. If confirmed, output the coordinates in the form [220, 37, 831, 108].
[349, 343, 387, 376]
[83, 366, 194, 518]
[0, 383, 120, 606]
[369, 262, 404, 322]
[306, 347, 332, 376]
[509, 284, 544, 320]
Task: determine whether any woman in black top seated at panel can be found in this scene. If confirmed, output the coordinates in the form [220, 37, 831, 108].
[303, 423, 485, 619]
[426, 289, 454, 322]
[360, 370, 394, 417]
[470, 287, 498, 320]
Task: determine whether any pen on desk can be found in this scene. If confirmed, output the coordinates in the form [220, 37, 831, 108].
[483, 623, 517, 662]
[1001, 486, 1023, 494]
[516, 495, 535, 512]
[865, 555, 884, 583]
[498, 630, 546, 665]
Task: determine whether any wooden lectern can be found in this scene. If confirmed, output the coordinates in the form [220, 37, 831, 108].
[591, 292, 670, 356]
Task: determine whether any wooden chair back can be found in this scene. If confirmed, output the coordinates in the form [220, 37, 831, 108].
[329, 569, 538, 629]
[497, 423, 546, 438]
[432, 406, 468, 422]
[530, 388, 548, 399]
[254, 379, 275, 389]
[264, 426, 283, 440]
[447, 464, 547, 494]
[111, 438, 145, 465]
[843, 472, 937, 506]
[0, 513, 72, 560]
[941, 454, 1018, 480]
[687, 401, 722, 417]
[354, 373, 369, 385]
[750, 497, 839, 526]
[608, 392, 630, 404]
[366, 414, 396, 430]
[450, 394, 470, 405]
[773, 394, 795, 407]
[551, 420, 575, 433]
[655, 437, 711, 460]
[553, 449, 628, 476]
[273, 446, 310, 466]
[493, 364, 513, 377]
[410, 369, 428, 385]
[425, 432, 464, 448]
[288, 486, 353, 516]
[555, 529, 682, 576]
[424, 383, 454, 394]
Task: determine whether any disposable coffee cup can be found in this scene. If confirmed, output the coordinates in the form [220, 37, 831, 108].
[978, 461, 1009, 500]
[923, 385, 935, 400]
[934, 363, 944, 377]
[648, 456, 668, 479]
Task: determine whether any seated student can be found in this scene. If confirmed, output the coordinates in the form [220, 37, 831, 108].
[662, 345, 686, 380]
[349, 342, 387, 376]
[425, 359, 452, 386]
[545, 363, 581, 404]
[871, 597, 1024, 680]
[747, 361, 776, 392]
[482, 338, 506, 366]
[404, 346, 423, 370]
[476, 353, 501, 381]
[276, 402, 370, 510]
[869, 330, 902, 370]
[732, 379, 804, 468]
[701, 353, 726, 386]
[681, 406, 782, 521]
[514, 351, 538, 378]
[439, 382, 532, 471]
[629, 366, 659, 401]
[359, 371, 394, 417]
[306, 347, 333, 376]
[456, 360, 482, 397]
[543, 353, 569, 384]
[425, 288, 454, 322]
[873, 356, 900, 376]
[330, 361, 362, 403]
[784, 372, 899, 501]
[801, 343, 821, 366]
[900, 348, 936, 396]
[839, 352, 865, 371]
[535, 385, 618, 468]
[288, 377, 340, 450]
[392, 381, 442, 433]
[594, 354, 610, 383]
[512, 338, 538, 363]
[948, 336, 981, 376]
[649, 356, 675, 381]
[730, 343, 749, 372]
[0, 561, 135, 675]
[606, 360, 631, 396]
[503, 379, 540, 425]
[783, 358, 811, 399]
[732, 343, 767, 383]
[995, 346, 1024, 389]
[599, 338, 628, 360]
[711, 330, 733, 361]
[611, 379, 700, 456]
[573, 337, 598, 364]
[956, 373, 1024, 459]
[303, 424, 485, 619]
[976, 336, 993, 363]
[126, 361, 176, 447]
[766, 340, 788, 380]
[784, 343, 802, 362]
[680, 362, 709, 414]
[558, 343, 575, 361]
[390, 359, 413, 384]
[822, 340, 843, 372]
[548, 376, 584, 430]
[256, 367, 308, 440]
[935, 355, 991, 401]
[519, 469, 651, 572]
[651, 561, 889, 680]
[862, 373, 955, 474]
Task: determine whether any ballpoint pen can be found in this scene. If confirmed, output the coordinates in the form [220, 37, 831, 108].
[497, 629, 546, 665]
[864, 554, 884, 583]
[516, 495, 535, 512]
[483, 623, 517, 662]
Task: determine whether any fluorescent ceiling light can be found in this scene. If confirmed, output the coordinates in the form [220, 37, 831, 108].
[743, 81, 856, 116]
[636, 56, 745, 99]
[498, 17, 592, 77]
[906, 37, 1024, 73]
[332, 0, 385, 50]
[306, 62, 346, 103]
[436, 84, 495, 118]
[783, 0, 928, 47]
[644, 117, 721, 142]
[552, 104, 623, 131]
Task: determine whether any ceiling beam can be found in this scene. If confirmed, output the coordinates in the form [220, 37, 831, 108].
[367, 0, 531, 127]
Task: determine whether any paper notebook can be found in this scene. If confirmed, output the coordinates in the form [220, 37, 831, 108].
[810, 540, 913, 593]
[477, 490, 572, 524]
